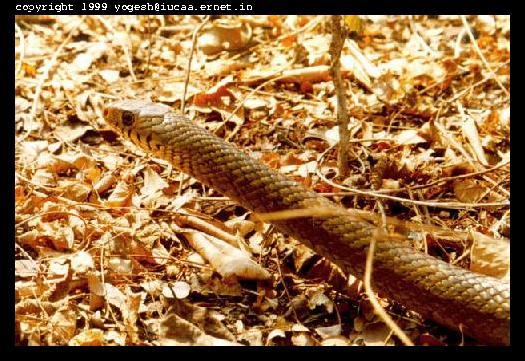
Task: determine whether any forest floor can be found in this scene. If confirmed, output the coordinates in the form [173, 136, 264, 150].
[15, 15, 510, 346]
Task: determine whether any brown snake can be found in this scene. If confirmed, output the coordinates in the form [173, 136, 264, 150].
[104, 99, 510, 345]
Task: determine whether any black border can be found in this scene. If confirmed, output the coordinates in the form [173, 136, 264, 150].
[8, 0, 517, 354]
[12, 0, 514, 15]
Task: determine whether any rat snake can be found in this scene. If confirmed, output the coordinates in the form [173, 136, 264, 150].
[103, 99, 510, 345]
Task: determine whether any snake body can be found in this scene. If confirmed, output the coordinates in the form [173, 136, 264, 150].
[104, 100, 510, 345]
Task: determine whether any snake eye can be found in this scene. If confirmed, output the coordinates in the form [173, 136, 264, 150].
[122, 111, 135, 126]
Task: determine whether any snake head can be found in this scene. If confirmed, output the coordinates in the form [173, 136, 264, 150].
[103, 99, 173, 145]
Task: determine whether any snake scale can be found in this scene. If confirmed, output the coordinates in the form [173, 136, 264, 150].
[104, 99, 510, 345]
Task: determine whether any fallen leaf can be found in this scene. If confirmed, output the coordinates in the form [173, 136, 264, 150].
[71, 251, 95, 274]
[108, 258, 133, 274]
[20, 140, 48, 163]
[140, 166, 169, 197]
[185, 232, 271, 281]
[315, 324, 342, 339]
[171, 281, 191, 299]
[462, 116, 488, 166]
[105, 181, 133, 207]
[48, 310, 77, 345]
[15, 259, 39, 278]
[68, 329, 105, 346]
[198, 24, 251, 55]
[54, 124, 93, 143]
[99, 69, 120, 83]
[453, 179, 486, 203]
[160, 313, 240, 346]
[395, 129, 427, 145]
[320, 336, 350, 346]
[363, 322, 394, 346]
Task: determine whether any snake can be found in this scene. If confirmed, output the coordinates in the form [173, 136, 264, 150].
[103, 99, 510, 345]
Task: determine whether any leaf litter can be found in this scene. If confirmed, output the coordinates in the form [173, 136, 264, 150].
[15, 15, 510, 346]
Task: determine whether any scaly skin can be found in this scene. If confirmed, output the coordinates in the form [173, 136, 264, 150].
[104, 99, 510, 345]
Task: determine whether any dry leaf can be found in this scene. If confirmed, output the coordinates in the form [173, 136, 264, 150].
[315, 324, 342, 339]
[31, 169, 56, 187]
[453, 179, 486, 203]
[140, 166, 169, 196]
[160, 314, 240, 346]
[395, 129, 427, 145]
[15, 259, 39, 278]
[307, 288, 334, 313]
[93, 171, 117, 195]
[68, 329, 105, 346]
[171, 281, 191, 299]
[158, 82, 200, 103]
[54, 124, 93, 143]
[340, 53, 371, 88]
[462, 117, 488, 166]
[238, 328, 264, 346]
[48, 310, 77, 345]
[198, 24, 251, 55]
[57, 180, 92, 202]
[38, 221, 75, 250]
[69, 42, 108, 72]
[320, 336, 350, 346]
[204, 59, 248, 77]
[141, 279, 163, 294]
[185, 232, 271, 281]
[108, 258, 133, 274]
[292, 333, 316, 346]
[99, 69, 120, 83]
[224, 217, 255, 237]
[105, 181, 133, 207]
[20, 140, 48, 163]
[363, 322, 394, 346]
[71, 251, 95, 274]
[151, 244, 170, 265]
[266, 329, 287, 345]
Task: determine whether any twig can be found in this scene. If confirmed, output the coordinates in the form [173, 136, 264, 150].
[15, 242, 34, 261]
[222, 71, 292, 141]
[329, 16, 351, 178]
[95, 15, 114, 32]
[181, 15, 210, 114]
[257, 207, 356, 222]
[316, 167, 509, 209]
[273, 252, 300, 324]
[121, 35, 137, 83]
[144, 15, 154, 77]
[460, 16, 509, 97]
[237, 85, 324, 106]
[435, 120, 509, 198]
[342, 160, 510, 196]
[446, 61, 510, 104]
[408, 16, 439, 58]
[403, 160, 510, 193]
[15, 21, 25, 79]
[363, 201, 414, 346]
[175, 213, 246, 249]
[453, 26, 468, 58]
[255, 202, 510, 256]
